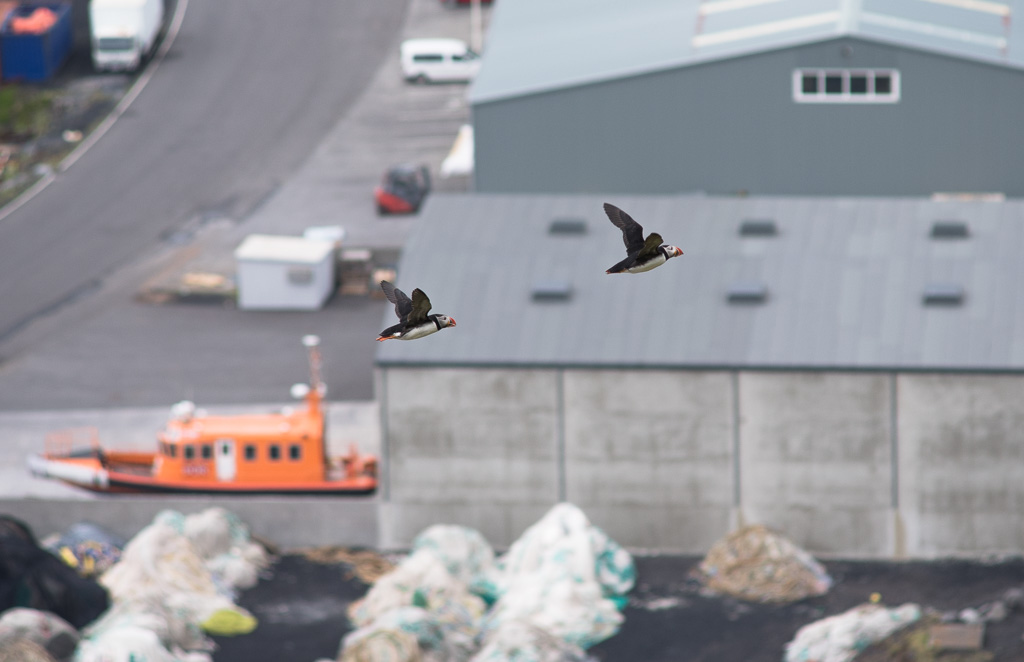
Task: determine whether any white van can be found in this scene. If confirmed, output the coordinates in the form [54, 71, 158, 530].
[400, 38, 481, 83]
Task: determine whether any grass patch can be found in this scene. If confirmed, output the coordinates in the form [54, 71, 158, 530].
[0, 84, 56, 140]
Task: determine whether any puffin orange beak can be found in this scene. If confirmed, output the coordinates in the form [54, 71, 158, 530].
[449, 318, 457, 327]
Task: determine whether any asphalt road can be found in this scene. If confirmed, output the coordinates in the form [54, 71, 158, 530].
[0, 0, 408, 346]
[0, 0, 482, 411]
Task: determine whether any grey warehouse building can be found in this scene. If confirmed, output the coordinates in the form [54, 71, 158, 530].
[376, 193, 1024, 558]
[469, 0, 1024, 197]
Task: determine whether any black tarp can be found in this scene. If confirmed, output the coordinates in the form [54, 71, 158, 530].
[0, 516, 108, 629]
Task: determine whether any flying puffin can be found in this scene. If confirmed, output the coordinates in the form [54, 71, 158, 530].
[376, 281, 456, 341]
[603, 202, 683, 274]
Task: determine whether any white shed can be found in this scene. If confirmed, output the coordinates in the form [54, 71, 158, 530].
[234, 234, 336, 310]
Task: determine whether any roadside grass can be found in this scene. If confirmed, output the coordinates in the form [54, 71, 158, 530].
[0, 84, 55, 140]
[0, 84, 57, 206]
[0, 81, 122, 208]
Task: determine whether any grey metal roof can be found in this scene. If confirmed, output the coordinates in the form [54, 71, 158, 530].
[470, 0, 1022, 103]
[376, 192, 1024, 372]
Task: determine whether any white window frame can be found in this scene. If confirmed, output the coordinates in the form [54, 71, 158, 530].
[792, 69, 901, 104]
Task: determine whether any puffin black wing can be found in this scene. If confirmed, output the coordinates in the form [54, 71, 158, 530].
[604, 203, 645, 255]
[638, 232, 664, 258]
[407, 289, 433, 325]
[380, 281, 413, 321]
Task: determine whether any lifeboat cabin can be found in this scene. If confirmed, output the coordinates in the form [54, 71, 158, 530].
[153, 391, 340, 492]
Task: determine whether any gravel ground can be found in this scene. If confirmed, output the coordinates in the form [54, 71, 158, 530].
[210, 553, 1024, 662]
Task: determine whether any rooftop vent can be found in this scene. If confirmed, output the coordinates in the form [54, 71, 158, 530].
[739, 219, 778, 237]
[930, 220, 969, 239]
[922, 283, 964, 306]
[549, 218, 588, 235]
[532, 280, 572, 302]
[727, 281, 768, 304]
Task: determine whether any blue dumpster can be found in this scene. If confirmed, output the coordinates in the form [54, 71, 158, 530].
[1, 3, 72, 82]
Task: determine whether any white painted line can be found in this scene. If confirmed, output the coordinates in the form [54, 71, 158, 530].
[693, 11, 839, 48]
[0, 0, 190, 224]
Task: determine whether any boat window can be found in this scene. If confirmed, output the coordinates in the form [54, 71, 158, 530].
[289, 444, 302, 460]
[184, 445, 195, 460]
[269, 444, 281, 461]
[244, 444, 257, 461]
[168, 444, 177, 458]
[201, 444, 212, 459]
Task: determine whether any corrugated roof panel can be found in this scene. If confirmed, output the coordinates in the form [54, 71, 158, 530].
[377, 193, 1024, 371]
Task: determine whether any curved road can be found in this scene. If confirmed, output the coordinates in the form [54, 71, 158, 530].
[0, 0, 408, 343]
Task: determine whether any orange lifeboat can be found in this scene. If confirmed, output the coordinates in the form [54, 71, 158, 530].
[28, 336, 377, 495]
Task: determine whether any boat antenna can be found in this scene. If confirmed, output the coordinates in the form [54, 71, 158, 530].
[302, 335, 324, 398]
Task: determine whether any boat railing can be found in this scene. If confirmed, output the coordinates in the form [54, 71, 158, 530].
[44, 427, 100, 458]
[328, 443, 378, 480]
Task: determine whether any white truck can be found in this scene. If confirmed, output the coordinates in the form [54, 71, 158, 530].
[89, 0, 164, 72]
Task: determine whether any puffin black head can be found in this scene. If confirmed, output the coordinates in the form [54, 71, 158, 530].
[436, 315, 456, 329]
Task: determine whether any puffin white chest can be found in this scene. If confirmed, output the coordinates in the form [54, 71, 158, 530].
[397, 321, 440, 340]
[626, 253, 668, 274]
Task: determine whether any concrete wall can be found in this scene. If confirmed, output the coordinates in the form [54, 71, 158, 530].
[473, 38, 1024, 197]
[379, 367, 560, 548]
[898, 374, 1024, 557]
[380, 366, 1024, 557]
[739, 372, 893, 557]
[563, 369, 734, 553]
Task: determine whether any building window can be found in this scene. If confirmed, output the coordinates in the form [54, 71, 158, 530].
[201, 444, 213, 459]
[269, 444, 281, 461]
[793, 69, 900, 103]
[289, 444, 302, 460]
[244, 444, 257, 461]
